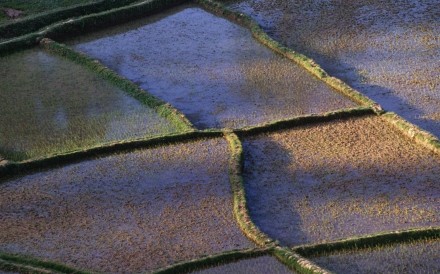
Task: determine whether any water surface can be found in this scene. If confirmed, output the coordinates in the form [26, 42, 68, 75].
[70, 5, 356, 129]
[227, 0, 440, 137]
[0, 49, 178, 161]
[0, 138, 254, 273]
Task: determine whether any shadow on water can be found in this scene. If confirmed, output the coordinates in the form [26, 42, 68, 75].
[242, 138, 308, 246]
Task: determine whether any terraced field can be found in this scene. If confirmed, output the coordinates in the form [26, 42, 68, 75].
[227, 0, 440, 138]
[0, 0, 439, 273]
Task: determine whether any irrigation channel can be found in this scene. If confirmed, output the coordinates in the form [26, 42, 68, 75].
[0, 0, 439, 273]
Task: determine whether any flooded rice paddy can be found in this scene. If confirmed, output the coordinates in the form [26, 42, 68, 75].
[311, 239, 440, 274]
[0, 138, 254, 273]
[0, 49, 178, 161]
[191, 255, 292, 274]
[1, 0, 439, 272]
[69, 5, 356, 129]
[242, 116, 440, 246]
[227, 0, 440, 137]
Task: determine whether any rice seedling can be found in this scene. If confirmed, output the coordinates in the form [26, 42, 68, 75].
[227, 0, 440, 137]
[242, 116, 440, 246]
[0, 138, 254, 273]
[190, 255, 292, 274]
[68, 5, 356, 129]
[0, 48, 179, 161]
[310, 238, 440, 274]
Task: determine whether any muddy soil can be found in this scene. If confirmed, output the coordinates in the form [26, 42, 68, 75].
[69, 5, 356, 129]
[311, 239, 440, 274]
[0, 49, 178, 161]
[0, 138, 254, 273]
[242, 116, 440, 246]
[191, 255, 292, 274]
[227, 0, 440, 137]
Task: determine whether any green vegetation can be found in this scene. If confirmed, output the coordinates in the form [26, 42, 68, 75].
[191, 254, 292, 274]
[310, 238, 440, 274]
[0, 252, 90, 274]
[294, 227, 440, 257]
[224, 131, 275, 247]
[153, 248, 270, 274]
[0, 0, 145, 40]
[0, 0, 96, 21]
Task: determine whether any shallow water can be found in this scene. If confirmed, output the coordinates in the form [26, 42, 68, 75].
[191, 255, 292, 274]
[227, 0, 440, 137]
[69, 5, 356, 129]
[311, 239, 440, 274]
[0, 49, 178, 161]
[242, 116, 440, 246]
[0, 138, 254, 273]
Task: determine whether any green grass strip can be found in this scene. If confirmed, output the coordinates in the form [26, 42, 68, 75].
[224, 131, 276, 247]
[0, 0, 189, 56]
[152, 248, 270, 274]
[272, 247, 333, 274]
[224, 132, 334, 274]
[0, 31, 39, 56]
[0, 0, 140, 40]
[195, 0, 383, 113]
[381, 112, 440, 155]
[0, 252, 91, 274]
[0, 130, 222, 179]
[234, 107, 374, 137]
[0, 259, 53, 274]
[292, 227, 440, 257]
[40, 38, 194, 132]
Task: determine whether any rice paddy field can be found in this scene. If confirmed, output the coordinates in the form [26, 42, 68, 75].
[0, 0, 439, 273]
[310, 239, 440, 274]
[0, 49, 179, 161]
[68, 5, 356, 129]
[242, 116, 440, 246]
[0, 138, 256, 273]
[191, 255, 292, 274]
[226, 0, 440, 138]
